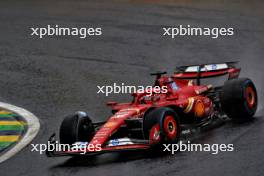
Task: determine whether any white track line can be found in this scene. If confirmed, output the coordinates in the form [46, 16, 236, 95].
[0, 102, 40, 163]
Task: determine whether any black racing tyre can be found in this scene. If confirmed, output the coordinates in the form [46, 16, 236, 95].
[220, 78, 258, 121]
[143, 107, 181, 145]
[59, 112, 95, 144]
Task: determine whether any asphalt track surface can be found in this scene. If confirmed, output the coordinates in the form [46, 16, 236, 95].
[0, 0, 264, 176]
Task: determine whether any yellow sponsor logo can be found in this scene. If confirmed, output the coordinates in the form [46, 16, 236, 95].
[184, 97, 194, 113]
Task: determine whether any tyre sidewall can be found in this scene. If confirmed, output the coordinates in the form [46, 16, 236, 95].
[143, 107, 180, 144]
[221, 78, 258, 120]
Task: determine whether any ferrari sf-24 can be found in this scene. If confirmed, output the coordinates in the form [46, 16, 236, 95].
[46, 62, 258, 157]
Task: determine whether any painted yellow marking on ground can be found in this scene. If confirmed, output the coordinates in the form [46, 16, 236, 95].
[0, 111, 12, 115]
[0, 102, 40, 163]
[0, 136, 20, 142]
[0, 121, 26, 126]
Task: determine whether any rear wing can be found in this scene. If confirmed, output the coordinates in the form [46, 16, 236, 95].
[173, 62, 241, 85]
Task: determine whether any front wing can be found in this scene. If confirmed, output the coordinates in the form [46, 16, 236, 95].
[46, 134, 151, 157]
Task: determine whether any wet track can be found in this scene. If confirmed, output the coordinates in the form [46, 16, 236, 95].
[0, 0, 264, 176]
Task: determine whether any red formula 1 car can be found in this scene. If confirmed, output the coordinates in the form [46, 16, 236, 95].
[46, 62, 258, 157]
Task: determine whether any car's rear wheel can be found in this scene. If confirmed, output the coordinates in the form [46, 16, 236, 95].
[59, 111, 95, 144]
[143, 107, 180, 146]
[220, 78, 258, 121]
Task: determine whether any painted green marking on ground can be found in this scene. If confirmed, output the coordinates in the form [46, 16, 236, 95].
[0, 114, 17, 118]
[0, 125, 25, 131]
[0, 142, 14, 149]
[0, 110, 28, 155]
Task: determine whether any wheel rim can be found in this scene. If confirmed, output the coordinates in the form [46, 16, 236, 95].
[149, 124, 161, 144]
[246, 86, 256, 108]
[163, 115, 177, 140]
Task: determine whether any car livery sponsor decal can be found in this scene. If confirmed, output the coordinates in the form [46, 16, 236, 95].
[107, 138, 134, 147]
[121, 108, 140, 114]
[211, 64, 217, 70]
[112, 108, 141, 119]
[104, 122, 117, 128]
[184, 98, 195, 113]
[110, 139, 119, 146]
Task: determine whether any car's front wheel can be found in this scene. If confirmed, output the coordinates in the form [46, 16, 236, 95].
[59, 111, 95, 144]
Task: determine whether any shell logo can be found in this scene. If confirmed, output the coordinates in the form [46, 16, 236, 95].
[194, 100, 205, 117]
